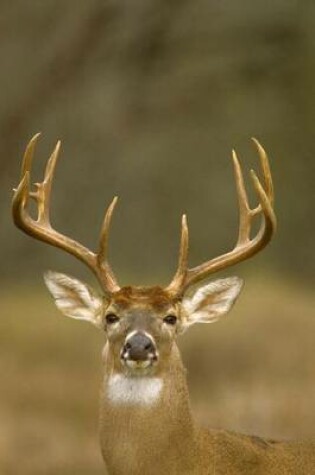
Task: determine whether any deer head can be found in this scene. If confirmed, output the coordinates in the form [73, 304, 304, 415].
[12, 134, 276, 377]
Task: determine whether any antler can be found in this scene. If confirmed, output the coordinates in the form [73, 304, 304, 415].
[166, 139, 277, 296]
[12, 133, 120, 294]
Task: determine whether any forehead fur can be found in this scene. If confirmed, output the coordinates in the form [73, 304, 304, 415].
[111, 286, 177, 311]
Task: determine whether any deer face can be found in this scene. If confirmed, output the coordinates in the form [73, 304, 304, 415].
[103, 286, 180, 375]
[44, 272, 243, 376]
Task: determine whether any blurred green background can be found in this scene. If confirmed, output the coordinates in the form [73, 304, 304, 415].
[1, 2, 315, 474]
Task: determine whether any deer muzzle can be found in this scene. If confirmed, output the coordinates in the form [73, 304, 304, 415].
[121, 331, 158, 369]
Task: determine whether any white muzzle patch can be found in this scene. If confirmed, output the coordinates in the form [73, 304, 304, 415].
[107, 374, 163, 406]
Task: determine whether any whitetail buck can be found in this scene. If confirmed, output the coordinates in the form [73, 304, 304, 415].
[12, 134, 315, 474]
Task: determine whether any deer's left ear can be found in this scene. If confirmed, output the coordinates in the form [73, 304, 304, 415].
[182, 277, 243, 329]
[44, 271, 104, 328]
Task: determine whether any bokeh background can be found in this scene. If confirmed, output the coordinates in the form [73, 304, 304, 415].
[1, 2, 315, 474]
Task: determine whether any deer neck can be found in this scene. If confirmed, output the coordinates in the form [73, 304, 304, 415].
[99, 343, 197, 474]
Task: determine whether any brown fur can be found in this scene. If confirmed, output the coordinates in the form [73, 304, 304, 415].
[43, 274, 315, 474]
[111, 286, 177, 310]
[100, 339, 315, 475]
[97, 287, 315, 475]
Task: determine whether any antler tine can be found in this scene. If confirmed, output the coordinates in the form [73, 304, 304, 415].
[166, 140, 276, 296]
[250, 167, 277, 246]
[12, 134, 120, 295]
[12, 133, 41, 221]
[39, 140, 61, 223]
[166, 214, 189, 295]
[251, 137, 274, 205]
[21, 132, 41, 179]
[178, 214, 189, 274]
[232, 149, 251, 245]
[32, 139, 61, 225]
[97, 196, 120, 293]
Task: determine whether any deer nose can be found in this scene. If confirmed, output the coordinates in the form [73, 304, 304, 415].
[123, 332, 156, 361]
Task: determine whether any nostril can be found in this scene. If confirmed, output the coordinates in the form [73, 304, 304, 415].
[144, 342, 153, 351]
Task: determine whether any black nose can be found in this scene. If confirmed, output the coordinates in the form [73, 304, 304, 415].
[124, 332, 156, 361]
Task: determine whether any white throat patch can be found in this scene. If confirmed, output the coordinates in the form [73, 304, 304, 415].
[107, 374, 163, 406]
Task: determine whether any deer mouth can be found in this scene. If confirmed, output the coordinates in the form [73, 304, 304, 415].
[120, 349, 159, 373]
[120, 352, 159, 372]
[125, 359, 154, 369]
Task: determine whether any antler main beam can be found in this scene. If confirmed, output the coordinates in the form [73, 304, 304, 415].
[13, 134, 276, 298]
[12, 134, 120, 294]
[166, 139, 277, 296]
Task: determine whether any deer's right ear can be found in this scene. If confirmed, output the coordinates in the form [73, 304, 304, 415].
[43, 271, 104, 328]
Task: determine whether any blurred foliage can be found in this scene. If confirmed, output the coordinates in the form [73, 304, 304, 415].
[1, 0, 314, 287]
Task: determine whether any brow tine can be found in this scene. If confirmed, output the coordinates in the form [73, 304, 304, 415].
[178, 214, 189, 273]
[98, 196, 118, 266]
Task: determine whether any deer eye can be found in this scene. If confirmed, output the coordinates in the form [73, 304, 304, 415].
[105, 313, 120, 325]
[163, 315, 177, 325]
